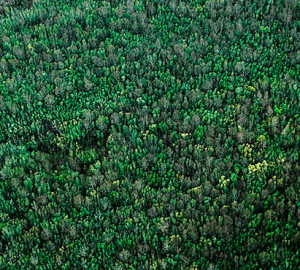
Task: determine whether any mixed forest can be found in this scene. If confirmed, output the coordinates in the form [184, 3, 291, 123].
[0, 0, 299, 269]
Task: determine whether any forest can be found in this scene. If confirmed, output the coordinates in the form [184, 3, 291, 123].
[0, 0, 299, 269]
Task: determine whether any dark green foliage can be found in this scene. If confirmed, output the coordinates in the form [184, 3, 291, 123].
[0, 0, 33, 15]
[0, 0, 299, 269]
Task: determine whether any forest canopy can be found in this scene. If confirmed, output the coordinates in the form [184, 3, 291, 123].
[0, 0, 299, 269]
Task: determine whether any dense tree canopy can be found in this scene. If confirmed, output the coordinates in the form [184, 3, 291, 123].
[0, 0, 299, 269]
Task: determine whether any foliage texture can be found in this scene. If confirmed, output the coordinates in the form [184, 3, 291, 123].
[0, 0, 299, 269]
